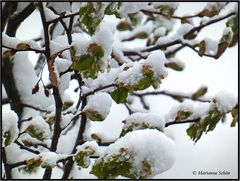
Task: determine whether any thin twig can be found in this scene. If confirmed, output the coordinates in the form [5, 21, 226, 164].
[132, 91, 210, 103]
[165, 118, 200, 127]
[21, 103, 48, 112]
[2, 45, 45, 54]
[15, 140, 40, 154]
[81, 84, 117, 99]
[47, 12, 79, 25]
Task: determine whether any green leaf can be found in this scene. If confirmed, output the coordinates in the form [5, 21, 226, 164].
[198, 40, 206, 57]
[216, 42, 228, 59]
[104, 2, 121, 18]
[24, 158, 42, 173]
[88, 43, 104, 58]
[226, 16, 238, 47]
[176, 110, 192, 122]
[198, 9, 219, 17]
[75, 152, 91, 168]
[79, 3, 103, 34]
[25, 125, 45, 141]
[63, 101, 74, 111]
[120, 123, 135, 137]
[84, 109, 104, 121]
[230, 105, 238, 127]
[186, 108, 225, 142]
[128, 12, 141, 26]
[72, 54, 95, 71]
[134, 75, 152, 90]
[91, 153, 136, 179]
[191, 86, 208, 100]
[91, 133, 102, 142]
[111, 87, 129, 104]
[72, 54, 101, 78]
[158, 5, 176, 19]
[165, 62, 184, 71]
[3, 131, 12, 146]
[216, 31, 232, 59]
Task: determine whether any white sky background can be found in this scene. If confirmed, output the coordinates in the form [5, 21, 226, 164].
[11, 2, 238, 179]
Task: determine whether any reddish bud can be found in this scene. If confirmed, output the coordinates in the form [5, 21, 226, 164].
[44, 89, 50, 97]
[32, 83, 39, 94]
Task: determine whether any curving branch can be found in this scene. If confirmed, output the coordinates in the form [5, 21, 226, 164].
[132, 90, 210, 103]
[165, 118, 200, 127]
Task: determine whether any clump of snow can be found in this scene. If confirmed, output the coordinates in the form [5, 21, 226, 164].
[117, 62, 144, 86]
[222, 27, 233, 42]
[99, 129, 175, 178]
[143, 51, 168, 79]
[93, 20, 116, 60]
[2, 33, 43, 50]
[123, 112, 165, 132]
[85, 68, 120, 92]
[166, 100, 212, 122]
[57, 127, 79, 154]
[19, 133, 46, 146]
[2, 109, 19, 147]
[5, 143, 36, 164]
[53, 35, 71, 60]
[152, 2, 179, 9]
[50, 40, 70, 56]
[204, 38, 218, 55]
[177, 23, 193, 37]
[13, 52, 53, 108]
[83, 92, 112, 120]
[119, 2, 148, 17]
[22, 116, 51, 140]
[72, 33, 91, 56]
[167, 57, 186, 70]
[212, 91, 237, 113]
[55, 57, 71, 100]
[154, 27, 167, 37]
[76, 141, 99, 156]
[47, 2, 71, 14]
[204, 2, 226, 12]
[39, 152, 68, 168]
[156, 37, 173, 45]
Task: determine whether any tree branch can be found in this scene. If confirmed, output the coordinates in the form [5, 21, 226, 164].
[2, 148, 12, 179]
[184, 12, 235, 39]
[46, 12, 79, 25]
[2, 45, 46, 54]
[6, 2, 35, 37]
[21, 103, 48, 112]
[1, 2, 18, 32]
[39, 2, 63, 179]
[165, 118, 200, 127]
[62, 98, 87, 179]
[141, 9, 200, 20]
[132, 90, 210, 103]
[15, 140, 40, 155]
[81, 84, 117, 99]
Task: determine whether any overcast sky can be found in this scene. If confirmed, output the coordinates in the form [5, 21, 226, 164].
[12, 2, 238, 179]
